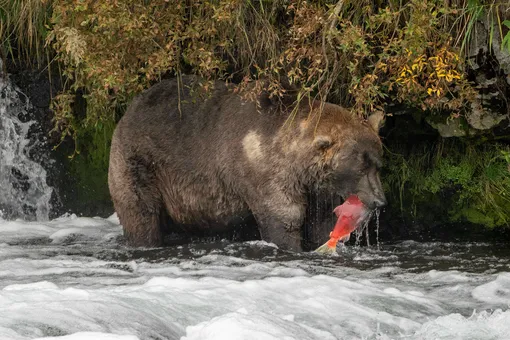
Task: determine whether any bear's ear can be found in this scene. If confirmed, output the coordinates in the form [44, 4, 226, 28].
[367, 111, 385, 133]
[313, 135, 333, 150]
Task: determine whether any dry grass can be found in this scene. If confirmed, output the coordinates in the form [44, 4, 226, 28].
[0, 0, 52, 68]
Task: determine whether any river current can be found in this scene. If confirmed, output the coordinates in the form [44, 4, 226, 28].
[0, 214, 509, 340]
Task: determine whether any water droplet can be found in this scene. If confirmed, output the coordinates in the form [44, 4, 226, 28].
[376, 209, 380, 250]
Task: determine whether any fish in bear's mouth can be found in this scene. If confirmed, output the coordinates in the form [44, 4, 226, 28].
[316, 195, 371, 254]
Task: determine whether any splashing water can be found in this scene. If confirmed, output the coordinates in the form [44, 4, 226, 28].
[365, 221, 370, 246]
[354, 209, 381, 248]
[375, 208, 381, 249]
[0, 72, 52, 221]
[354, 216, 369, 246]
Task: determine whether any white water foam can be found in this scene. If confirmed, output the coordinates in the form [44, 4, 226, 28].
[0, 215, 509, 340]
[0, 72, 52, 221]
[36, 334, 139, 340]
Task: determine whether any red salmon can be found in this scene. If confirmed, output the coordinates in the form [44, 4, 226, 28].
[315, 195, 368, 254]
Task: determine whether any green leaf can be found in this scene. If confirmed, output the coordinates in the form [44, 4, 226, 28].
[502, 31, 510, 53]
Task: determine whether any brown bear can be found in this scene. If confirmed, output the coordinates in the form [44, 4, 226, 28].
[108, 75, 386, 251]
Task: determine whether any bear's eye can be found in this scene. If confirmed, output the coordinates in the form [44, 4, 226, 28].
[366, 151, 383, 170]
[359, 152, 372, 173]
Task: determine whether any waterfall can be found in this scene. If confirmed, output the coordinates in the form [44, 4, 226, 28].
[0, 69, 53, 221]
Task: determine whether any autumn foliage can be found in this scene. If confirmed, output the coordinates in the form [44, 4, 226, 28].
[45, 0, 489, 143]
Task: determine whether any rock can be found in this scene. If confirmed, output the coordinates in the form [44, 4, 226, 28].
[467, 100, 507, 130]
[466, 21, 489, 70]
[468, 13, 510, 74]
[426, 117, 468, 137]
[463, 11, 510, 131]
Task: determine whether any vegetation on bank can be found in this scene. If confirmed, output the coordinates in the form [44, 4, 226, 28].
[384, 139, 510, 228]
[1, 0, 509, 228]
[0, 0, 51, 68]
[46, 0, 498, 138]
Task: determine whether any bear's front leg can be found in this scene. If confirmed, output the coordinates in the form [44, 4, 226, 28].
[249, 201, 305, 252]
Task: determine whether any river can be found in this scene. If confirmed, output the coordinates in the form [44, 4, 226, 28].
[0, 214, 509, 340]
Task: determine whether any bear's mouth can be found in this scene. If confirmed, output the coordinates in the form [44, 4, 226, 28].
[303, 191, 373, 250]
[333, 194, 371, 225]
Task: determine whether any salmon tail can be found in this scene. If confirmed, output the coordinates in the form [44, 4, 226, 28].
[314, 241, 337, 255]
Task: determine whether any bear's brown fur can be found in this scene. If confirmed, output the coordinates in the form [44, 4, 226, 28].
[108, 75, 386, 251]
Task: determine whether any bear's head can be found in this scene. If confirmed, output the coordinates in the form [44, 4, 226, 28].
[306, 104, 386, 211]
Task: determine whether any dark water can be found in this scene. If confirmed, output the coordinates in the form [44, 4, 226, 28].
[94, 239, 510, 274]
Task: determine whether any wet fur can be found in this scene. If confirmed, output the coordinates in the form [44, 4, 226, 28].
[108, 75, 385, 251]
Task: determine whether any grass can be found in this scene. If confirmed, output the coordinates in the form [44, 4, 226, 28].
[383, 140, 510, 228]
[457, 0, 510, 56]
[0, 0, 52, 68]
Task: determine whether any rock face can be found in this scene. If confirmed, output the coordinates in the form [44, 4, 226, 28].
[426, 12, 510, 138]
[426, 117, 468, 137]
[467, 99, 507, 130]
[108, 75, 387, 251]
[463, 14, 510, 132]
